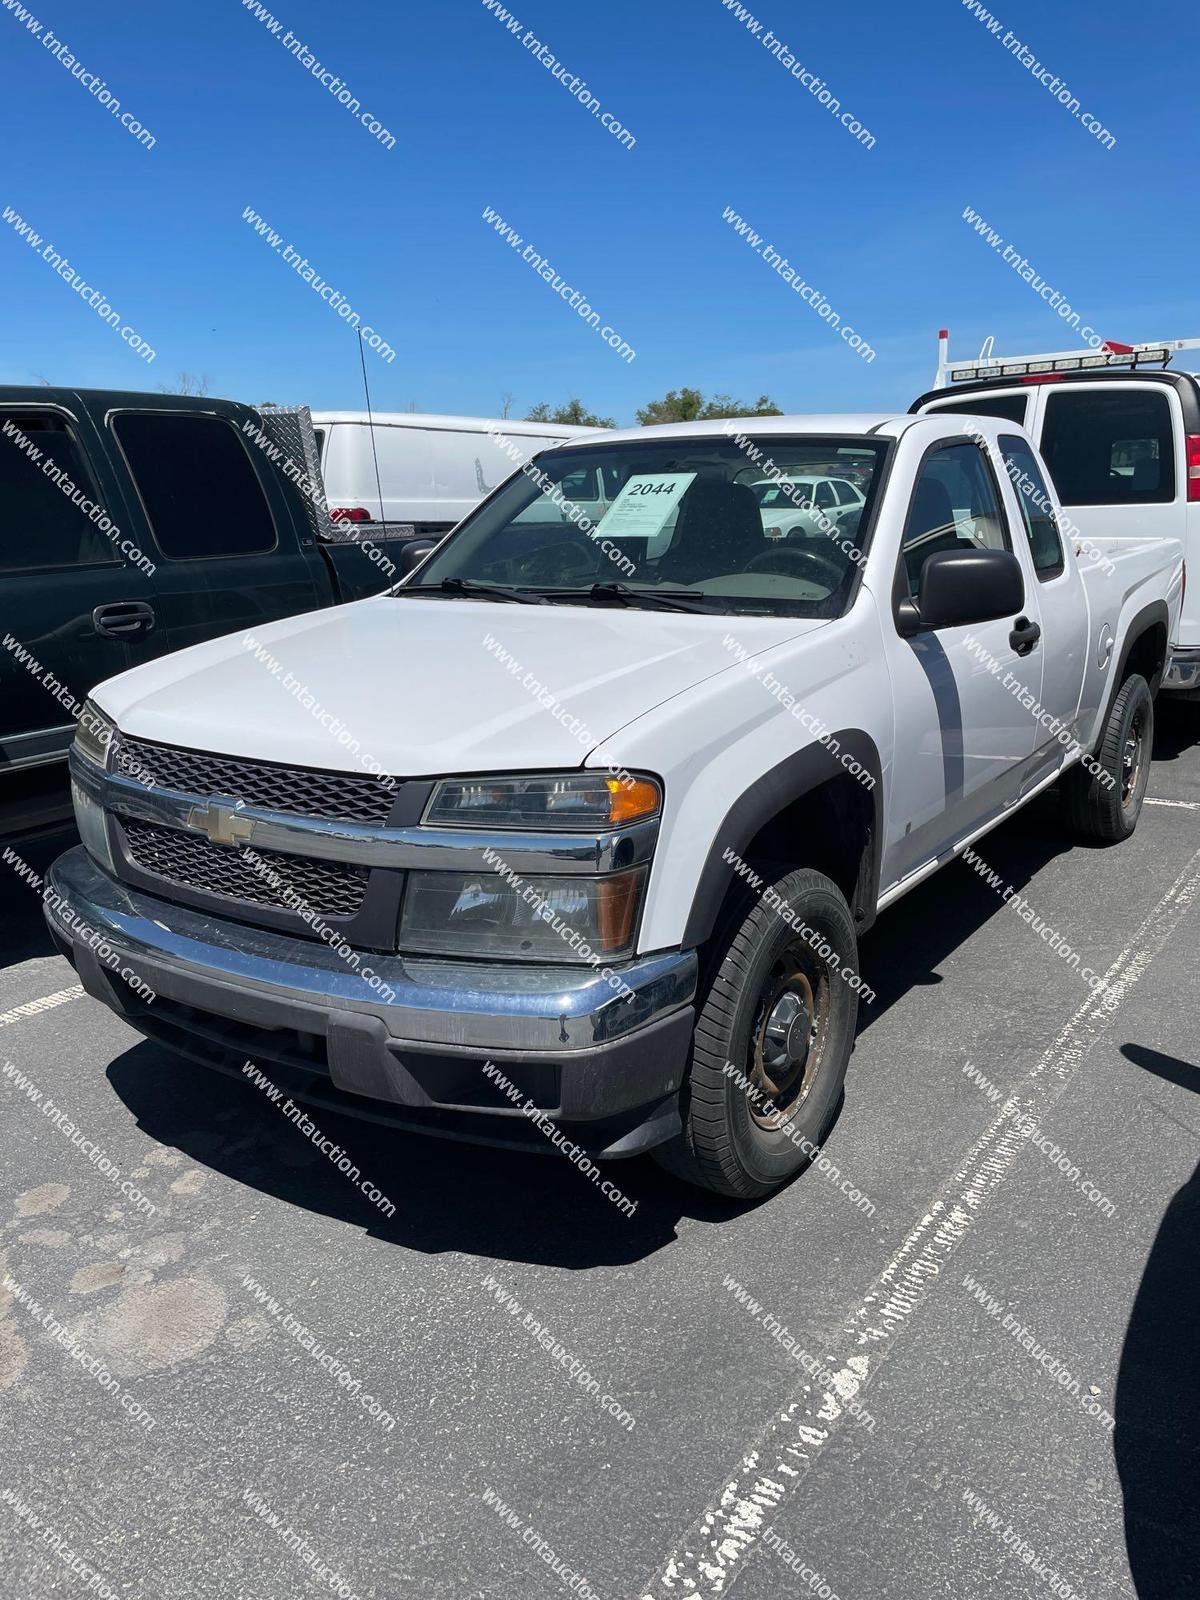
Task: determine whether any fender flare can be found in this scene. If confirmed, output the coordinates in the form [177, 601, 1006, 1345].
[1093, 599, 1169, 751]
[681, 730, 884, 950]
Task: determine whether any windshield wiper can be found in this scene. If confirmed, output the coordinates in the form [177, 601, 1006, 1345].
[553, 582, 715, 614]
[397, 578, 550, 605]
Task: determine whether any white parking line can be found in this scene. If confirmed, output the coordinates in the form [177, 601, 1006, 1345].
[0, 986, 83, 1031]
[640, 846, 1200, 1599]
[1145, 798, 1200, 809]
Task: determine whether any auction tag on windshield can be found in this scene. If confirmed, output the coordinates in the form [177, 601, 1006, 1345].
[596, 473, 695, 539]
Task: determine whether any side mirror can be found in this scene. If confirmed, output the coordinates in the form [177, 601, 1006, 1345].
[897, 548, 1025, 636]
[399, 539, 437, 576]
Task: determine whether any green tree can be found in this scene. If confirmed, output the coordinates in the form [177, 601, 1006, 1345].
[526, 398, 616, 428]
[635, 389, 783, 426]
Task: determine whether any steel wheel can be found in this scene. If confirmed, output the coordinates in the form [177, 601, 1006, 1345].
[747, 956, 828, 1129]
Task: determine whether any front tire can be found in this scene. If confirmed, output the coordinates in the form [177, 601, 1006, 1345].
[1062, 673, 1153, 843]
[654, 868, 859, 1199]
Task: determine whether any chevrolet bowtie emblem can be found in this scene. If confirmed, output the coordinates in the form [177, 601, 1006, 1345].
[186, 798, 255, 848]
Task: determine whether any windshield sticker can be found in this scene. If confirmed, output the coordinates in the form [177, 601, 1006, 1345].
[596, 473, 696, 539]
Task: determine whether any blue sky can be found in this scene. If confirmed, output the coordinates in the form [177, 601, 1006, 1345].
[2, 0, 1194, 424]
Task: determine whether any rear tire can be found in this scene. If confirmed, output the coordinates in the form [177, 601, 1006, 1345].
[653, 868, 859, 1199]
[1062, 673, 1153, 843]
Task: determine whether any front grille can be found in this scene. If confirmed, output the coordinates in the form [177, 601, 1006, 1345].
[113, 737, 396, 826]
[122, 820, 369, 918]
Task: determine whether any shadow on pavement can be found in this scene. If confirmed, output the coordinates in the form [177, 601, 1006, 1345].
[106, 1037, 750, 1270]
[1115, 1043, 1200, 1600]
[855, 798, 1075, 1025]
[1151, 695, 1200, 765]
[0, 823, 77, 967]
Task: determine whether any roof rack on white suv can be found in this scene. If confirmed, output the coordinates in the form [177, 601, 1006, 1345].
[932, 327, 1200, 389]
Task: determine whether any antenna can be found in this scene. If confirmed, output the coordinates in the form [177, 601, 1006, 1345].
[357, 330, 387, 529]
[977, 334, 995, 366]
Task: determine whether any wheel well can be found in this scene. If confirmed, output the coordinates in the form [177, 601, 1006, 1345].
[703, 774, 876, 958]
[1123, 621, 1168, 693]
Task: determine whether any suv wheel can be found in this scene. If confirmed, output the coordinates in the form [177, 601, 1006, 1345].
[654, 868, 859, 1199]
[1062, 673, 1153, 843]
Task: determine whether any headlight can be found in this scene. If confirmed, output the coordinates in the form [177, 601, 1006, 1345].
[400, 867, 645, 962]
[73, 701, 115, 770]
[423, 772, 660, 831]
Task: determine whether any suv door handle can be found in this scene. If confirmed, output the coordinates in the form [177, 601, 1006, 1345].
[93, 601, 156, 640]
[1010, 615, 1041, 656]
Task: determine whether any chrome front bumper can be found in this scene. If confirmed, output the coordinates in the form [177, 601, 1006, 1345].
[44, 847, 697, 1156]
[1163, 646, 1200, 693]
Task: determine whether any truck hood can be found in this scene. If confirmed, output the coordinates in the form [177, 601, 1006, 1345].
[93, 595, 830, 774]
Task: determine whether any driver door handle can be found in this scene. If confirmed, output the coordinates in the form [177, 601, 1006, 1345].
[1010, 615, 1040, 656]
[93, 601, 156, 641]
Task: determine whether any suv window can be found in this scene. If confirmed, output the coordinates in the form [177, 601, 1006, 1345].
[1040, 388, 1175, 505]
[0, 411, 116, 573]
[926, 392, 1029, 425]
[901, 441, 1009, 597]
[998, 434, 1064, 579]
[112, 413, 278, 558]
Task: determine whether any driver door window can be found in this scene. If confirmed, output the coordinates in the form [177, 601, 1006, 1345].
[899, 442, 1009, 597]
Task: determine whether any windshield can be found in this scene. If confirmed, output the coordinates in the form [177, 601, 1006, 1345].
[403, 436, 887, 616]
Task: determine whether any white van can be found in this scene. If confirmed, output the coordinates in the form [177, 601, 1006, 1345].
[309, 412, 596, 535]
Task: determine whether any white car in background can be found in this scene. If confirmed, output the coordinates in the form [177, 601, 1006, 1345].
[751, 474, 866, 539]
[310, 412, 596, 536]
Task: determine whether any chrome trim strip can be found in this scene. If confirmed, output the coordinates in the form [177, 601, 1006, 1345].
[86, 759, 658, 875]
[46, 847, 696, 1052]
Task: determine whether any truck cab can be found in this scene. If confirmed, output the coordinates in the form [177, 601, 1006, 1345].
[911, 333, 1200, 696]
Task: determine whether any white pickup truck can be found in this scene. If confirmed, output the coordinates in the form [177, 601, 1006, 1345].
[914, 332, 1200, 697]
[47, 413, 1182, 1198]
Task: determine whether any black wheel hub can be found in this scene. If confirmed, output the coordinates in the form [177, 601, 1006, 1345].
[747, 958, 827, 1130]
